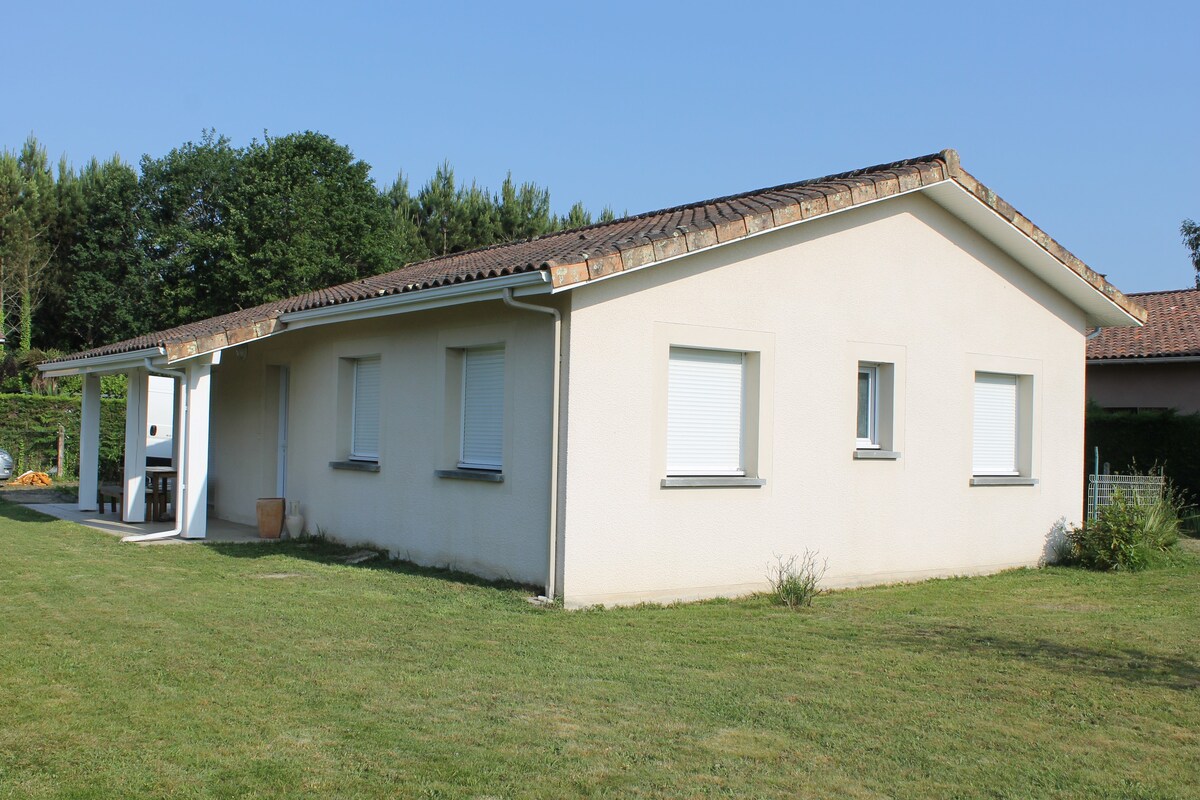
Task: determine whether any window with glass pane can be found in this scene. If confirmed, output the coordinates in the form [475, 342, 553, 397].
[857, 365, 878, 448]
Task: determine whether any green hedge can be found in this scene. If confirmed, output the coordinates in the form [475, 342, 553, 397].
[1085, 406, 1200, 499]
[0, 394, 126, 480]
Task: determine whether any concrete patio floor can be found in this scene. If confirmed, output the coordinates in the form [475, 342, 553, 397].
[24, 503, 270, 545]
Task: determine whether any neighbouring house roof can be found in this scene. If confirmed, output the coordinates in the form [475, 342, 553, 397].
[1088, 288, 1200, 361]
[44, 149, 1146, 370]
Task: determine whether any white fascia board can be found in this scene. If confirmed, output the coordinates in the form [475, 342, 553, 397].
[38, 347, 167, 378]
[922, 182, 1141, 328]
[280, 271, 552, 331]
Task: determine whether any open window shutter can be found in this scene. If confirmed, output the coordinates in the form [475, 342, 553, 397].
[667, 348, 744, 475]
[351, 358, 380, 460]
[460, 347, 504, 469]
[973, 373, 1017, 475]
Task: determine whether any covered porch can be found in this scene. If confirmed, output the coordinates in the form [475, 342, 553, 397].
[40, 348, 222, 542]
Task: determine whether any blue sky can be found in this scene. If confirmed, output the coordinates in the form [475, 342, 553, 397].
[5, 0, 1196, 293]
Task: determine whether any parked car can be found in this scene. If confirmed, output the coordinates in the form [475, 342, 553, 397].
[0, 448, 12, 481]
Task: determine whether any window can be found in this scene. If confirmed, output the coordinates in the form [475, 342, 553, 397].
[458, 346, 504, 471]
[857, 364, 878, 449]
[350, 357, 380, 461]
[667, 347, 745, 476]
[853, 360, 898, 459]
[972, 372, 1019, 475]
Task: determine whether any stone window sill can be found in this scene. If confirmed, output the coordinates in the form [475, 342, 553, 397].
[661, 477, 766, 488]
[969, 476, 1039, 486]
[435, 469, 504, 483]
[853, 450, 901, 460]
[330, 460, 380, 473]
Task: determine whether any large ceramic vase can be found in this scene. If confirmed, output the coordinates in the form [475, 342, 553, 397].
[256, 497, 285, 539]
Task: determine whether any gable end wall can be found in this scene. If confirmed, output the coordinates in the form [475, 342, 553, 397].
[560, 192, 1088, 607]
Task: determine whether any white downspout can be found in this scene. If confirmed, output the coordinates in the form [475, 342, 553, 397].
[122, 360, 187, 543]
[502, 288, 562, 601]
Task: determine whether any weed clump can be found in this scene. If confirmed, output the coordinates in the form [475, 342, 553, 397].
[766, 550, 827, 609]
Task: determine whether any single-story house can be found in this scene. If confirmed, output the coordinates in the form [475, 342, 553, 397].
[1087, 288, 1200, 413]
[41, 149, 1145, 607]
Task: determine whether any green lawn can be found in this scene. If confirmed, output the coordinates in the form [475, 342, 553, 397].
[1, 501, 1197, 799]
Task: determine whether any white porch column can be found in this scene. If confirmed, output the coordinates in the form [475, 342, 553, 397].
[77, 374, 101, 511]
[122, 368, 149, 522]
[180, 359, 213, 539]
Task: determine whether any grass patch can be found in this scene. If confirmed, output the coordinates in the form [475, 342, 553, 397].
[1, 500, 1198, 798]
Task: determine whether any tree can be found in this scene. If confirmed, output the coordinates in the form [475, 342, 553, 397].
[556, 201, 594, 230]
[384, 172, 430, 265]
[226, 131, 400, 309]
[138, 130, 241, 328]
[140, 130, 402, 326]
[33, 156, 85, 349]
[59, 157, 151, 350]
[496, 172, 552, 241]
[1184, 219, 1200, 287]
[413, 162, 500, 256]
[0, 136, 58, 353]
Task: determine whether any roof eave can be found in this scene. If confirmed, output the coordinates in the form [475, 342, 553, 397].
[39, 271, 554, 373]
[921, 181, 1144, 328]
[38, 347, 167, 378]
[279, 270, 551, 331]
[542, 150, 1144, 329]
[1087, 354, 1200, 365]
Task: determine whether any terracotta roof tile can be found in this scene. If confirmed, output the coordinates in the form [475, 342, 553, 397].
[1088, 289, 1200, 360]
[47, 149, 1141, 366]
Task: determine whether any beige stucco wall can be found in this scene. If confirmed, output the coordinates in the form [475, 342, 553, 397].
[1087, 361, 1200, 414]
[208, 301, 557, 585]
[560, 193, 1089, 607]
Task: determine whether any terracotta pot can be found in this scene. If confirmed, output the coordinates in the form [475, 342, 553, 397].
[256, 497, 285, 539]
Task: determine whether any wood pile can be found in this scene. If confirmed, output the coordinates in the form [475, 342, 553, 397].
[12, 471, 53, 486]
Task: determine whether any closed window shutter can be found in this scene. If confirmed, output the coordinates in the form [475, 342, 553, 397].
[973, 373, 1018, 475]
[667, 348, 744, 475]
[351, 358, 381, 460]
[460, 347, 504, 469]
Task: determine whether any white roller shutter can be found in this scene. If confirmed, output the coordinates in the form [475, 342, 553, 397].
[351, 357, 381, 460]
[973, 373, 1018, 475]
[667, 347, 745, 476]
[460, 347, 504, 470]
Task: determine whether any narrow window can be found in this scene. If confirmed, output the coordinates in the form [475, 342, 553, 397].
[857, 364, 878, 449]
[350, 357, 381, 461]
[667, 347, 745, 476]
[973, 373, 1019, 475]
[459, 346, 504, 470]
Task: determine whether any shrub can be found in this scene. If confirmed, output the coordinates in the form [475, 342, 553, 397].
[0, 393, 125, 479]
[766, 550, 827, 609]
[1066, 488, 1181, 571]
